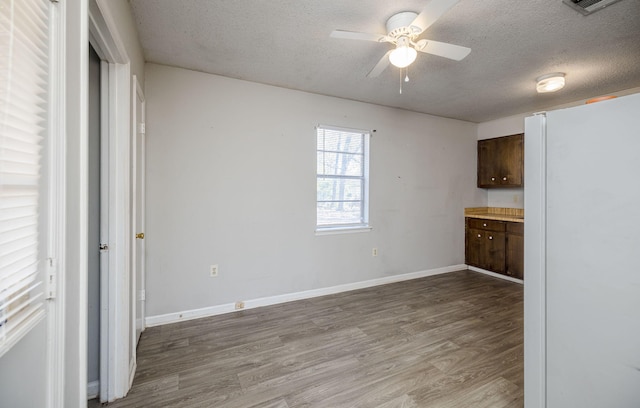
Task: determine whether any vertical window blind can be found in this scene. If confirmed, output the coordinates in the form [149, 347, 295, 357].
[0, 0, 49, 358]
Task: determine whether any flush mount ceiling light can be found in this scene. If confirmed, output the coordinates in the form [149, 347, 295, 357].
[536, 73, 566, 93]
[389, 37, 418, 68]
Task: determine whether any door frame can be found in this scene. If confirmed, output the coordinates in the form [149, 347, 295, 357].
[89, 0, 134, 402]
[46, 0, 68, 406]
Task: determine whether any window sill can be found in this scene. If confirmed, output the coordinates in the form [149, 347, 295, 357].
[315, 226, 372, 236]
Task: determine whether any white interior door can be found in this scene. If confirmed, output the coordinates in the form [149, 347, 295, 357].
[131, 76, 146, 349]
[98, 60, 110, 402]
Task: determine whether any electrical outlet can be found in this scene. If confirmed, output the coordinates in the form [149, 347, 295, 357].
[372, 248, 378, 257]
[210, 264, 219, 277]
[235, 301, 245, 310]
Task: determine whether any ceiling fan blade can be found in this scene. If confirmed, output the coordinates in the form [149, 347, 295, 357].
[416, 40, 470, 61]
[367, 51, 392, 78]
[410, 0, 460, 35]
[330, 30, 386, 42]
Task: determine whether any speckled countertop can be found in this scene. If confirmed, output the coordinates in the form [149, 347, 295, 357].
[465, 207, 524, 223]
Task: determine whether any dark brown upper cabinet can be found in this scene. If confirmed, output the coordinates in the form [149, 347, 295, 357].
[477, 134, 524, 188]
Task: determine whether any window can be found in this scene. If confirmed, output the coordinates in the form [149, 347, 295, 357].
[316, 125, 370, 231]
[0, 0, 49, 357]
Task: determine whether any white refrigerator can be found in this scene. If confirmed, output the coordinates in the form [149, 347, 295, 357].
[524, 92, 640, 408]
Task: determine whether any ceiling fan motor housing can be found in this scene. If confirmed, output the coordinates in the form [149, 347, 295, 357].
[386, 11, 420, 39]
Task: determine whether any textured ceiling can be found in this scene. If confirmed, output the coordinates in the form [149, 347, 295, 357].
[129, 0, 640, 123]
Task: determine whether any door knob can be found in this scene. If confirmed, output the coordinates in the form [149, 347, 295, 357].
[136, 232, 145, 239]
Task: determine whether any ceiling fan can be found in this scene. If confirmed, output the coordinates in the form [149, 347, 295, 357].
[330, 0, 470, 78]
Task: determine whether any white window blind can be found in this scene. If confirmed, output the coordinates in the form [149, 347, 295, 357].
[316, 125, 370, 229]
[0, 0, 49, 358]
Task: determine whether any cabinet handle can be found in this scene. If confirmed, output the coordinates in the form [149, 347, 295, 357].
[491, 177, 496, 181]
[489, 236, 493, 240]
[503, 177, 507, 181]
[477, 234, 482, 238]
[483, 223, 487, 227]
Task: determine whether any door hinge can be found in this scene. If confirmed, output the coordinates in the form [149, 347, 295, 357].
[46, 258, 57, 300]
[139, 290, 146, 301]
[99, 243, 109, 251]
[139, 123, 145, 134]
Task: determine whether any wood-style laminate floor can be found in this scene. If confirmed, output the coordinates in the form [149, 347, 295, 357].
[91, 270, 523, 408]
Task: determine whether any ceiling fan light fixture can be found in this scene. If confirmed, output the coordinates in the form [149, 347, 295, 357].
[389, 39, 417, 68]
[536, 73, 566, 93]
[330, 0, 471, 78]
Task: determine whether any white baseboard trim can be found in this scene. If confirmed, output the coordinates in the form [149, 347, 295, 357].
[145, 264, 467, 327]
[467, 266, 524, 284]
[87, 381, 100, 400]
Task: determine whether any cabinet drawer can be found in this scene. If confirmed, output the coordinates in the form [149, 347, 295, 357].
[467, 218, 505, 232]
[506, 222, 524, 235]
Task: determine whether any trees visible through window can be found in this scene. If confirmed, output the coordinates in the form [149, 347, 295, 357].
[316, 126, 370, 229]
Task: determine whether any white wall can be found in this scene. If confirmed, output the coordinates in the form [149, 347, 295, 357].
[0, 322, 47, 407]
[144, 63, 485, 318]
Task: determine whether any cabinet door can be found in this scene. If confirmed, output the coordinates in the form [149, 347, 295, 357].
[466, 228, 485, 268]
[484, 231, 506, 274]
[498, 134, 524, 187]
[506, 233, 524, 279]
[466, 227, 506, 273]
[477, 138, 499, 187]
[477, 134, 524, 188]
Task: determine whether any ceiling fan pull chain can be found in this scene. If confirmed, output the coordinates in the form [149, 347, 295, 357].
[405, 66, 410, 83]
[399, 68, 403, 94]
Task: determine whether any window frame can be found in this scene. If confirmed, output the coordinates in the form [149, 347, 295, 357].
[315, 125, 371, 234]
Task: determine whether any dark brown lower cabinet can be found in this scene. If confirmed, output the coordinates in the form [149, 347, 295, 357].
[505, 222, 524, 279]
[467, 228, 506, 274]
[465, 217, 524, 280]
